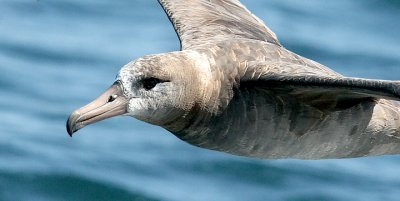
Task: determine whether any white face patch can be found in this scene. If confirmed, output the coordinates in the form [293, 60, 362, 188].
[116, 60, 145, 117]
[116, 60, 143, 99]
[113, 56, 176, 125]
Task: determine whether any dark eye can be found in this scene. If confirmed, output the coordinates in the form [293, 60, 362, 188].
[142, 77, 167, 90]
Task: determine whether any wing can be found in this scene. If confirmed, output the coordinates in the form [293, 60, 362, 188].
[158, 0, 280, 49]
[241, 62, 400, 111]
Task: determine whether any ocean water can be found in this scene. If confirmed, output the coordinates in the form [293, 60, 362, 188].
[0, 0, 399, 201]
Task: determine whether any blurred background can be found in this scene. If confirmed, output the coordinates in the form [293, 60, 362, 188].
[0, 0, 400, 201]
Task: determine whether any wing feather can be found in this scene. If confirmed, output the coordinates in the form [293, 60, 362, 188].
[241, 62, 400, 111]
[158, 0, 280, 49]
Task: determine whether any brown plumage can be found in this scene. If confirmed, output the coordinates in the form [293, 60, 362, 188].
[67, 0, 400, 159]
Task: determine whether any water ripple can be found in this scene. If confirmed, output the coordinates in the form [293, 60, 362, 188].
[0, 171, 161, 201]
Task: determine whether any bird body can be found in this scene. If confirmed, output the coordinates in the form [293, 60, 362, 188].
[67, 0, 400, 159]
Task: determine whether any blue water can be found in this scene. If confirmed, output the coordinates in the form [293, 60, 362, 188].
[1, 0, 400, 200]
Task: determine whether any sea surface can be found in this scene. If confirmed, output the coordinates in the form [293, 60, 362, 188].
[1, 0, 400, 201]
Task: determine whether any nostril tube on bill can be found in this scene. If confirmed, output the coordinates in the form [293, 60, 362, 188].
[108, 94, 118, 102]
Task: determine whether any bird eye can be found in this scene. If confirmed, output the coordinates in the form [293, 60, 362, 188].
[141, 77, 167, 90]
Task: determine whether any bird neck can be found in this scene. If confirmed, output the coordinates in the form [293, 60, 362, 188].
[160, 50, 237, 133]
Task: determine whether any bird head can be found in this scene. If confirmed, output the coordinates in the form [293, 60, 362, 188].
[67, 51, 214, 136]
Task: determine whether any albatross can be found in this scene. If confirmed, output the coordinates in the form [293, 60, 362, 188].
[67, 0, 400, 159]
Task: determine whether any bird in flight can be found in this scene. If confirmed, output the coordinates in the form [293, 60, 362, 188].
[67, 0, 400, 159]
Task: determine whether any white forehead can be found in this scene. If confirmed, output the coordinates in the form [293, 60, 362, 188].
[116, 60, 143, 97]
